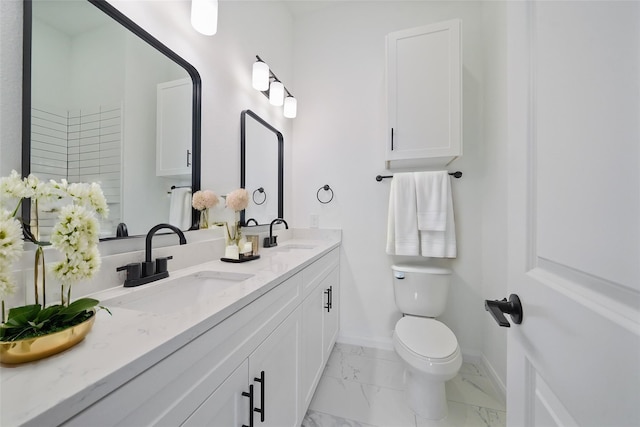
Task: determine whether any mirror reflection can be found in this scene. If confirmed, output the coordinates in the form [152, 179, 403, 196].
[26, 0, 200, 239]
[241, 110, 283, 226]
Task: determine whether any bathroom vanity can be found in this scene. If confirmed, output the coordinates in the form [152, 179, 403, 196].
[0, 232, 341, 427]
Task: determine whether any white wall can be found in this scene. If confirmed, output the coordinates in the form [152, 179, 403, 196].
[0, 0, 23, 174]
[290, 1, 488, 355]
[480, 1, 508, 391]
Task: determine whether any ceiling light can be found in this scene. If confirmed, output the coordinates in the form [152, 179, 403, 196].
[191, 0, 218, 36]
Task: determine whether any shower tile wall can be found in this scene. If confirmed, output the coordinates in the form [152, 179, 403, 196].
[30, 105, 122, 238]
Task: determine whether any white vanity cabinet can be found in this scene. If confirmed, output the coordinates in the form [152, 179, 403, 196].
[184, 306, 302, 427]
[300, 251, 340, 411]
[156, 78, 192, 176]
[386, 19, 462, 167]
[61, 247, 340, 427]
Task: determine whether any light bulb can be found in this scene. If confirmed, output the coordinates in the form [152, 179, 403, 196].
[283, 96, 297, 118]
[269, 81, 284, 106]
[252, 61, 269, 91]
[191, 0, 218, 36]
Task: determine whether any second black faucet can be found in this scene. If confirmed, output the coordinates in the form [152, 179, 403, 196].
[264, 218, 288, 248]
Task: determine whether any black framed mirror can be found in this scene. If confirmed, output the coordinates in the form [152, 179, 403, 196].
[22, 0, 201, 240]
[240, 110, 283, 226]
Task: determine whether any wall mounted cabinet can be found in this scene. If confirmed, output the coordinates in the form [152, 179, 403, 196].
[156, 78, 192, 176]
[386, 19, 462, 168]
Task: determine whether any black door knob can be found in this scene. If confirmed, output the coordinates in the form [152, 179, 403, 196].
[484, 294, 523, 327]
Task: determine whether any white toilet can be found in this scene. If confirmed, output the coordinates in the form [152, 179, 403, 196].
[391, 264, 462, 420]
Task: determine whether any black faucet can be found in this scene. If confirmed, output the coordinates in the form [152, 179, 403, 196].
[264, 218, 288, 248]
[116, 222, 128, 237]
[245, 218, 259, 226]
[116, 223, 187, 287]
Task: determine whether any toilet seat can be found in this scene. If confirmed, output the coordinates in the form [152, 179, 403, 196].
[394, 316, 458, 363]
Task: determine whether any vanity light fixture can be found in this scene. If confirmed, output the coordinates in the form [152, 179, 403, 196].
[283, 95, 297, 118]
[252, 59, 270, 91]
[191, 0, 218, 36]
[253, 55, 297, 118]
[269, 81, 285, 106]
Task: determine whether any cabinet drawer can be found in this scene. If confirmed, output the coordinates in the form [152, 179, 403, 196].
[302, 248, 339, 298]
[64, 273, 302, 427]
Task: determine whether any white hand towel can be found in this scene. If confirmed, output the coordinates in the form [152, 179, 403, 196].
[169, 187, 192, 230]
[415, 171, 449, 231]
[386, 173, 420, 256]
[419, 177, 457, 258]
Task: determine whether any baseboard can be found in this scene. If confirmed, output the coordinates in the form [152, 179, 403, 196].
[336, 333, 394, 352]
[481, 353, 507, 404]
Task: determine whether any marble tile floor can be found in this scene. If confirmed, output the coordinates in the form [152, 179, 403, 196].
[302, 343, 506, 427]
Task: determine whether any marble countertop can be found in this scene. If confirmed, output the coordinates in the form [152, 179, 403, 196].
[0, 231, 341, 427]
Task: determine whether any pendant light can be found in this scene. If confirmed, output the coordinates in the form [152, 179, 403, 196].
[191, 0, 218, 36]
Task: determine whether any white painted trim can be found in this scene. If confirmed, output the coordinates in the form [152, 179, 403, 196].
[481, 353, 507, 405]
[336, 333, 394, 352]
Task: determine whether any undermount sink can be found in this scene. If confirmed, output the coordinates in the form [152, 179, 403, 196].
[270, 244, 317, 252]
[103, 271, 254, 315]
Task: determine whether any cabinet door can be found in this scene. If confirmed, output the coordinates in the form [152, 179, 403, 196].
[156, 78, 192, 176]
[181, 360, 249, 427]
[322, 267, 340, 360]
[386, 19, 461, 165]
[249, 307, 301, 427]
[301, 284, 325, 409]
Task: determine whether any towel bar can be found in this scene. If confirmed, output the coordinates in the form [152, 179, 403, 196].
[375, 171, 462, 182]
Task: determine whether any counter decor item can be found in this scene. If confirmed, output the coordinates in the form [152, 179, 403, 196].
[222, 188, 249, 260]
[192, 189, 219, 229]
[0, 171, 110, 364]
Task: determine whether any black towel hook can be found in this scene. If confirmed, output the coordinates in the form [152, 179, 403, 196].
[317, 185, 334, 204]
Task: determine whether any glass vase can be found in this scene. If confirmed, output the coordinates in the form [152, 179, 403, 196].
[200, 209, 209, 229]
[34, 246, 46, 307]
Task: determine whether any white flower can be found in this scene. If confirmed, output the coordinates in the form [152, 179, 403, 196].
[226, 188, 249, 212]
[0, 209, 22, 300]
[0, 209, 23, 267]
[0, 170, 29, 210]
[50, 205, 101, 284]
[0, 271, 17, 300]
[88, 182, 109, 218]
[192, 190, 219, 211]
[51, 246, 101, 285]
[65, 182, 109, 218]
[24, 174, 64, 204]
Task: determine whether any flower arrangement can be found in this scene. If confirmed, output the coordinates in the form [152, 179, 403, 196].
[0, 170, 108, 343]
[224, 189, 249, 255]
[192, 189, 219, 229]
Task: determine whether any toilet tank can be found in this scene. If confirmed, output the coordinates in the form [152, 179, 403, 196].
[392, 264, 452, 317]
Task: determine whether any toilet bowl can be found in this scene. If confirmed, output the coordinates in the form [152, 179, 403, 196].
[392, 315, 462, 420]
[391, 264, 462, 420]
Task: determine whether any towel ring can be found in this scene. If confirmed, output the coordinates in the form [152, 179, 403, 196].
[252, 187, 267, 205]
[317, 185, 334, 204]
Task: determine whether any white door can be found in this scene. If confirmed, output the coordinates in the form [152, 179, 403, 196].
[506, 2, 640, 426]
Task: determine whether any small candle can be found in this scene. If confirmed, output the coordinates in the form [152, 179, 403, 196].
[225, 245, 239, 259]
[243, 242, 253, 255]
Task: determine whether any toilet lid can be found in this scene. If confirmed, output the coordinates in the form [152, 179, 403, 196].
[395, 317, 458, 360]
